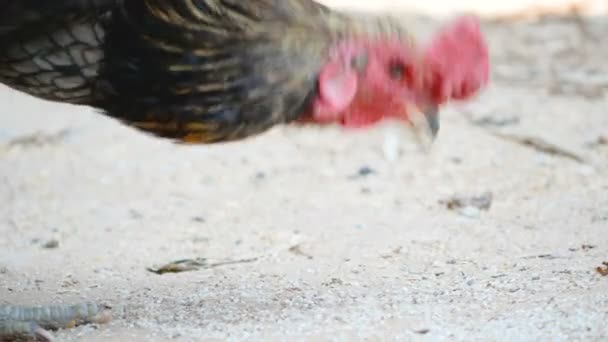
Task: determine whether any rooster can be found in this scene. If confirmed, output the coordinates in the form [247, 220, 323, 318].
[1, 0, 488, 145]
[0, 0, 488, 340]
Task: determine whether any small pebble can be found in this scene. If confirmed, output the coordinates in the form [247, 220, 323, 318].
[459, 206, 481, 218]
[414, 328, 431, 335]
[42, 239, 59, 249]
[358, 166, 375, 177]
[192, 216, 206, 223]
[349, 166, 376, 179]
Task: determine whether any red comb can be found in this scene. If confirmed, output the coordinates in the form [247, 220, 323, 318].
[424, 15, 490, 103]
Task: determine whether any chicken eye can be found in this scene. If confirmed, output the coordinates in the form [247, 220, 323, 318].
[388, 61, 406, 80]
[388, 61, 414, 84]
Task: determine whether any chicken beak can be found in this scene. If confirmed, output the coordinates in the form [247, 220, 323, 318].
[406, 103, 440, 149]
[381, 103, 440, 161]
[423, 103, 440, 138]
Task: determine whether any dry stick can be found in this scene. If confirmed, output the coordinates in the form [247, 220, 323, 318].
[460, 111, 587, 163]
[6, 129, 70, 148]
[148, 257, 259, 275]
[489, 131, 587, 163]
[0, 302, 111, 342]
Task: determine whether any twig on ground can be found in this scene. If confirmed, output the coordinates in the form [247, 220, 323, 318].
[490, 132, 587, 163]
[147, 257, 258, 275]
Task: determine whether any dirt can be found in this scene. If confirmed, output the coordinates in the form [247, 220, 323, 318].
[1, 2, 608, 341]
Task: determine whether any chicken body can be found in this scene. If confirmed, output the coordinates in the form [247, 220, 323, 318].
[0, 1, 113, 103]
[0, 1, 389, 142]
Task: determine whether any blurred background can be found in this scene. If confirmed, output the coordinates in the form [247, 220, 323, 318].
[323, 0, 608, 17]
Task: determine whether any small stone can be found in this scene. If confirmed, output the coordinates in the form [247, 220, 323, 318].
[414, 328, 431, 335]
[42, 239, 59, 249]
[358, 166, 375, 177]
[254, 172, 266, 180]
[349, 166, 377, 179]
[459, 206, 481, 218]
[441, 192, 493, 212]
[192, 216, 206, 223]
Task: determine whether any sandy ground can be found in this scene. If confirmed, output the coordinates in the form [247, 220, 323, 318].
[1, 2, 608, 341]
